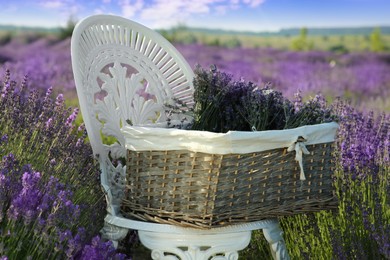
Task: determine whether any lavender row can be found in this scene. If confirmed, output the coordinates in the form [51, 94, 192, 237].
[176, 44, 390, 103]
[0, 71, 130, 259]
[0, 37, 75, 94]
[1, 37, 389, 110]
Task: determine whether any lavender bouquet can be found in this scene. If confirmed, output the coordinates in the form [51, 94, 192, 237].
[189, 65, 337, 133]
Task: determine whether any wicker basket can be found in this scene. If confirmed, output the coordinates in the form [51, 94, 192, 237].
[121, 123, 338, 229]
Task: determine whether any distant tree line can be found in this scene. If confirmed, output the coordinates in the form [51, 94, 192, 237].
[1, 18, 388, 53]
[289, 27, 386, 52]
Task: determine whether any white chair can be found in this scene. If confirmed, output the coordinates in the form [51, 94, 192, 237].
[71, 14, 289, 260]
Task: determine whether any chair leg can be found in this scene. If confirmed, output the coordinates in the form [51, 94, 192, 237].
[100, 219, 129, 248]
[262, 221, 290, 260]
[138, 230, 252, 260]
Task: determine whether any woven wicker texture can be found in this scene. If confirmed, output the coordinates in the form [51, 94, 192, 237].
[122, 142, 337, 228]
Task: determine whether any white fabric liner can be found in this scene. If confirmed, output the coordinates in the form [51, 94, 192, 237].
[121, 122, 339, 155]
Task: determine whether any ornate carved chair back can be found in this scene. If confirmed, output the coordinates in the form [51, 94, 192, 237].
[71, 14, 194, 216]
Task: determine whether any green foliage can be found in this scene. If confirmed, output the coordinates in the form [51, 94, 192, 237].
[291, 27, 314, 51]
[204, 36, 241, 48]
[158, 29, 172, 42]
[223, 37, 242, 48]
[184, 26, 390, 52]
[158, 23, 197, 44]
[329, 44, 349, 54]
[208, 37, 221, 46]
[370, 28, 385, 52]
[59, 17, 77, 40]
[155, 24, 390, 52]
[181, 33, 198, 44]
[0, 31, 12, 45]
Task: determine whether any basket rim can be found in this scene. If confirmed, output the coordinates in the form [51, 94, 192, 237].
[122, 122, 339, 155]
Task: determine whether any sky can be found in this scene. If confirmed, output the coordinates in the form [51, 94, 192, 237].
[1, 0, 390, 32]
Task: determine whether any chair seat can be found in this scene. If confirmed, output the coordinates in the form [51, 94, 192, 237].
[105, 214, 279, 234]
[104, 215, 289, 260]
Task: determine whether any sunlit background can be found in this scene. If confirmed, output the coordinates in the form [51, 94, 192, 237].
[1, 0, 390, 31]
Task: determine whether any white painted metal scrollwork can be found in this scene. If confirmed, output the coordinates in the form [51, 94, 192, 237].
[263, 222, 290, 260]
[102, 158, 126, 214]
[149, 249, 239, 260]
[100, 221, 129, 248]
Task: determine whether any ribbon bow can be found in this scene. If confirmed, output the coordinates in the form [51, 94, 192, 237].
[287, 137, 310, 180]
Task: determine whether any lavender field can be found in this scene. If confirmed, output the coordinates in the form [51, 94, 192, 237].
[1, 34, 390, 111]
[0, 32, 389, 259]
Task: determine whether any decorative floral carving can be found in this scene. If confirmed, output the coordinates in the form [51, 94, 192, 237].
[92, 62, 170, 218]
[104, 158, 126, 206]
[139, 230, 250, 260]
[94, 61, 164, 153]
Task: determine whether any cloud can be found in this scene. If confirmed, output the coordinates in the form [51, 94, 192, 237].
[137, 0, 235, 28]
[37, 0, 266, 28]
[243, 0, 265, 8]
[215, 4, 229, 14]
[119, 0, 144, 18]
[133, 0, 265, 28]
[141, 0, 210, 17]
[39, 0, 65, 9]
[39, 0, 81, 12]
[38, 0, 83, 24]
[139, 0, 193, 27]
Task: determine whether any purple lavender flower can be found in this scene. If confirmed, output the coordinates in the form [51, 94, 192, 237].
[190, 65, 336, 132]
[80, 236, 128, 260]
[0, 134, 8, 144]
[293, 90, 303, 112]
[65, 227, 86, 258]
[55, 93, 64, 107]
[0, 38, 75, 93]
[7, 171, 42, 224]
[335, 101, 389, 177]
[65, 108, 79, 128]
[0, 72, 115, 258]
